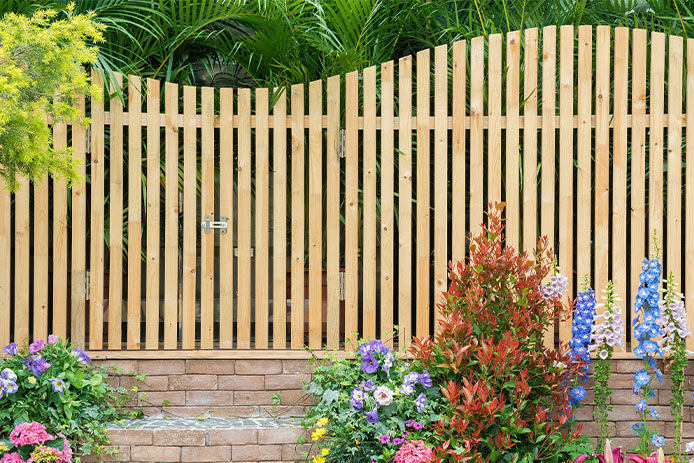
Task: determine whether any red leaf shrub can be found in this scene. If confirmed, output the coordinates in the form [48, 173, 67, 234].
[410, 205, 586, 463]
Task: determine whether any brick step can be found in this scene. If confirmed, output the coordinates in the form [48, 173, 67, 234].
[99, 418, 308, 463]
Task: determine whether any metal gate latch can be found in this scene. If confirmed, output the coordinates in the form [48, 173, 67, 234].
[200, 215, 228, 234]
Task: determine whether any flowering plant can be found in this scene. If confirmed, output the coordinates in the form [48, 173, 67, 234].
[0, 337, 136, 459]
[0, 421, 72, 463]
[300, 338, 442, 463]
[567, 278, 597, 411]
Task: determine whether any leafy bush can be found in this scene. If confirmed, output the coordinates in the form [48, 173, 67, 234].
[410, 205, 591, 463]
[0, 421, 72, 463]
[302, 339, 443, 463]
[0, 337, 133, 459]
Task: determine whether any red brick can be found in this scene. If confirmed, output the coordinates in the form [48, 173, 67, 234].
[265, 374, 309, 390]
[138, 360, 186, 375]
[258, 427, 305, 444]
[234, 391, 277, 405]
[94, 360, 138, 375]
[186, 390, 234, 406]
[218, 375, 265, 390]
[83, 446, 130, 462]
[283, 360, 312, 374]
[206, 428, 257, 445]
[130, 445, 181, 462]
[232, 444, 282, 461]
[138, 391, 186, 407]
[616, 360, 645, 374]
[108, 429, 153, 445]
[235, 360, 282, 375]
[169, 375, 217, 391]
[153, 429, 206, 446]
[282, 443, 313, 461]
[279, 389, 313, 405]
[181, 446, 231, 462]
[121, 375, 168, 391]
[610, 389, 653, 405]
[259, 405, 309, 417]
[186, 359, 235, 375]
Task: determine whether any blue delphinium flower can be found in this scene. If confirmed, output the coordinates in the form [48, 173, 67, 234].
[566, 283, 597, 410]
[569, 386, 587, 404]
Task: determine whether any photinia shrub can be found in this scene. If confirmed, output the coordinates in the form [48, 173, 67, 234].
[410, 205, 591, 463]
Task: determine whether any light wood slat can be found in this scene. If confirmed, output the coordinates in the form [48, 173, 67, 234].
[541, 26, 556, 349]
[219, 88, 235, 349]
[163, 82, 179, 349]
[398, 58, 413, 350]
[470, 38, 484, 236]
[326, 77, 340, 350]
[127, 75, 143, 349]
[15, 180, 30, 343]
[631, 30, 648, 351]
[200, 86, 215, 349]
[290, 84, 304, 349]
[182, 86, 197, 350]
[416, 50, 430, 338]
[34, 176, 49, 341]
[452, 42, 466, 262]
[90, 70, 105, 350]
[650, 32, 665, 255]
[238, 88, 252, 349]
[576, 26, 592, 288]
[595, 26, 610, 297]
[145, 78, 161, 350]
[272, 87, 287, 350]
[255, 87, 270, 349]
[506, 33, 520, 251]
[686, 38, 694, 352]
[523, 29, 538, 253]
[0, 181, 8, 346]
[667, 35, 683, 286]
[363, 66, 377, 339]
[308, 81, 322, 349]
[613, 28, 629, 349]
[53, 118, 68, 338]
[381, 61, 395, 347]
[558, 25, 574, 343]
[71, 94, 87, 348]
[345, 73, 359, 349]
[108, 73, 124, 350]
[434, 45, 448, 321]
[488, 35, 502, 205]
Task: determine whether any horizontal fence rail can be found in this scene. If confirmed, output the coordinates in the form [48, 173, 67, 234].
[0, 26, 693, 357]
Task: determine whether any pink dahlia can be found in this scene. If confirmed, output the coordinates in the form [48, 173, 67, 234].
[9, 422, 54, 447]
[0, 453, 26, 463]
[393, 440, 433, 463]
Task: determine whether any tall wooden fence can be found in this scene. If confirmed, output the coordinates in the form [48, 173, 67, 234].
[0, 26, 693, 356]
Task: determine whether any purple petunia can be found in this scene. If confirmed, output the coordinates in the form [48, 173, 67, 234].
[378, 434, 391, 444]
[29, 339, 46, 354]
[361, 354, 379, 374]
[415, 393, 427, 412]
[71, 347, 91, 365]
[22, 355, 51, 376]
[3, 343, 17, 356]
[50, 377, 68, 394]
[365, 408, 379, 424]
[419, 370, 432, 388]
[392, 438, 403, 446]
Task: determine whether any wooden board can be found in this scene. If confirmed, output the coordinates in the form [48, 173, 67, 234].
[90, 70, 105, 350]
[182, 85, 197, 350]
[470, 37, 484, 236]
[381, 61, 395, 347]
[219, 88, 235, 349]
[238, 88, 252, 349]
[416, 49, 431, 338]
[0, 181, 8, 347]
[200, 86, 215, 349]
[487, 35, 502, 205]
[433, 45, 448, 322]
[345, 72, 359, 349]
[145, 78, 161, 350]
[14, 180, 29, 343]
[71, 94, 87, 348]
[506, 33, 520, 251]
[594, 26, 610, 297]
[127, 75, 143, 349]
[523, 29, 538, 253]
[363, 66, 377, 339]
[255, 88, 270, 349]
[53, 117, 69, 338]
[667, 35, 683, 286]
[649, 32, 665, 255]
[108, 73, 124, 350]
[289, 84, 304, 349]
[272, 87, 287, 350]
[576, 26, 592, 287]
[33, 175, 48, 341]
[308, 81, 323, 348]
[686, 38, 694, 352]
[398, 58, 413, 350]
[163, 82, 179, 349]
[452, 41, 467, 261]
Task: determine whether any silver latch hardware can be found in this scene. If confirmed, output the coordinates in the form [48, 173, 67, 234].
[200, 215, 228, 234]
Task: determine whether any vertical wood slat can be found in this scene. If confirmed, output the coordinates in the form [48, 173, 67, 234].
[612, 28, 629, 349]
[558, 25, 574, 343]
[631, 30, 648, 351]
[523, 29, 538, 252]
[182, 86, 197, 350]
[71, 94, 87, 348]
[488, 35, 502, 205]
[34, 174, 48, 341]
[0, 179, 8, 346]
[686, 38, 694, 352]
[381, 61, 395, 346]
[15, 180, 30, 343]
[127, 75, 142, 349]
[576, 26, 592, 287]
[90, 70, 105, 350]
[53, 117, 68, 338]
[219, 88, 235, 349]
[416, 50, 430, 338]
[667, 36, 683, 286]
[469, 38, 484, 236]
[345, 72, 359, 348]
[308, 81, 322, 349]
[145, 78, 161, 350]
[505, 33, 520, 252]
[541, 26, 556, 349]
[398, 59, 413, 350]
[363, 67, 377, 339]
[163, 82, 179, 349]
[595, 26, 610, 297]
[108, 74, 124, 350]
[434, 45, 448, 318]
[255, 88, 270, 349]
[650, 32, 666, 254]
[272, 88, 287, 350]
[238, 88, 252, 349]
[200, 86, 215, 349]
[452, 42, 466, 262]
[290, 84, 304, 349]
[326, 77, 341, 350]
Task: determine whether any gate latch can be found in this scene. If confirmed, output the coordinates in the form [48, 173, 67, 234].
[200, 215, 228, 234]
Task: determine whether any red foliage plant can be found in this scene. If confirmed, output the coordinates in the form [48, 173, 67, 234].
[410, 204, 585, 463]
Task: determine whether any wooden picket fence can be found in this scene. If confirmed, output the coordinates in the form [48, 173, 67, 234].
[0, 25, 693, 357]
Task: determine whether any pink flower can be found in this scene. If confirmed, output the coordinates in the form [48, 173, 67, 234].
[0, 453, 25, 463]
[28, 340, 46, 354]
[47, 335, 59, 345]
[9, 422, 54, 447]
[56, 434, 72, 463]
[393, 440, 433, 463]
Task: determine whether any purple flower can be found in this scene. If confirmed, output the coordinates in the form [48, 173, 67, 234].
[378, 434, 390, 444]
[360, 379, 376, 392]
[350, 387, 365, 410]
[361, 355, 379, 374]
[29, 339, 46, 354]
[365, 408, 379, 424]
[419, 370, 432, 388]
[47, 334, 59, 345]
[415, 393, 427, 412]
[3, 343, 17, 356]
[392, 438, 403, 446]
[405, 419, 416, 427]
[71, 347, 91, 365]
[50, 377, 68, 394]
[412, 422, 423, 430]
[23, 355, 51, 376]
[403, 372, 419, 386]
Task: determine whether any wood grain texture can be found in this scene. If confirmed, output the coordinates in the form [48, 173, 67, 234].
[109, 73, 124, 350]
[576, 26, 592, 287]
[127, 75, 142, 349]
[523, 29, 538, 253]
[90, 70, 105, 350]
[488, 35, 502, 206]
[594, 26, 610, 297]
[34, 174, 49, 341]
[238, 88, 252, 349]
[308, 81, 322, 349]
[686, 38, 694, 352]
[470, 37, 484, 236]
[182, 85, 197, 350]
[14, 181, 29, 343]
[452, 41, 467, 262]
[398, 58, 413, 350]
[326, 77, 341, 350]
[433, 45, 448, 326]
[219, 88, 235, 349]
[381, 61, 395, 347]
[163, 82, 179, 349]
[416, 50, 430, 338]
[345, 72, 359, 349]
[200, 86, 215, 350]
[53, 117, 69, 338]
[272, 87, 287, 350]
[255, 88, 270, 349]
[667, 35, 683, 286]
[649, 32, 665, 255]
[363, 66, 377, 339]
[290, 84, 305, 349]
[71, 94, 87, 348]
[145, 78, 161, 350]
